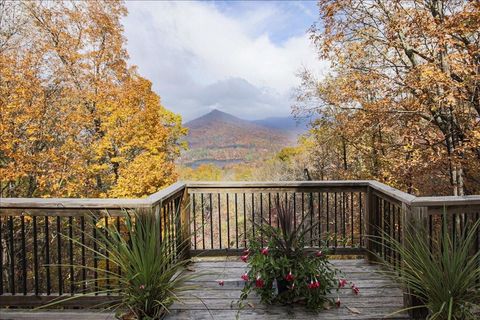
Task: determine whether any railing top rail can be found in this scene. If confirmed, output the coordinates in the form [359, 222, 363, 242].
[367, 181, 416, 205]
[0, 197, 151, 209]
[412, 195, 480, 207]
[185, 180, 371, 188]
[0, 182, 186, 209]
[1, 180, 480, 210]
[147, 181, 186, 206]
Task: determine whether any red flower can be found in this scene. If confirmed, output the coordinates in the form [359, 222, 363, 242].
[284, 271, 295, 282]
[338, 278, 347, 288]
[243, 248, 250, 255]
[240, 255, 248, 262]
[335, 297, 341, 308]
[260, 247, 269, 255]
[307, 279, 320, 289]
[255, 276, 265, 288]
[315, 250, 323, 257]
[351, 283, 360, 295]
[218, 280, 224, 286]
[241, 273, 249, 281]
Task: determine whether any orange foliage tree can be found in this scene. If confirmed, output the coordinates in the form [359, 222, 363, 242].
[295, 0, 480, 195]
[0, 0, 186, 198]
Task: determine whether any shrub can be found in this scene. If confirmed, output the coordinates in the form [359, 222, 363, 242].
[239, 200, 350, 310]
[53, 209, 196, 319]
[380, 214, 480, 319]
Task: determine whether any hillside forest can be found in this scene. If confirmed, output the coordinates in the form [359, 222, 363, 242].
[1, 0, 480, 198]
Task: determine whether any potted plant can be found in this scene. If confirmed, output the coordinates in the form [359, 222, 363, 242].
[238, 200, 355, 310]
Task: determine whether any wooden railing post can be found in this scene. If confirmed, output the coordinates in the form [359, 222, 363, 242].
[402, 205, 429, 319]
[179, 187, 191, 260]
[365, 186, 378, 262]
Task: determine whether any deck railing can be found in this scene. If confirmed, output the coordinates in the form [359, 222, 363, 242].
[0, 182, 188, 307]
[0, 180, 479, 307]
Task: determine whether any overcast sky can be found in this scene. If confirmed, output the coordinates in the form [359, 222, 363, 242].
[122, 1, 328, 122]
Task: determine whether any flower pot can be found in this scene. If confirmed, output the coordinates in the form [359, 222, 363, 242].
[276, 278, 290, 295]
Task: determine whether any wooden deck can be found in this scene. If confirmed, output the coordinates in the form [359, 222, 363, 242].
[0, 258, 409, 320]
[167, 257, 409, 320]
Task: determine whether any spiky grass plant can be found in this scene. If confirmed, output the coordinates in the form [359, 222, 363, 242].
[239, 200, 341, 310]
[47, 208, 197, 319]
[379, 214, 480, 320]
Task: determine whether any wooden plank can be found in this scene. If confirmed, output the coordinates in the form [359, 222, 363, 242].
[170, 297, 404, 310]
[147, 182, 186, 206]
[166, 308, 409, 320]
[0, 198, 149, 209]
[367, 181, 415, 205]
[0, 295, 118, 307]
[413, 195, 480, 207]
[0, 208, 127, 217]
[0, 310, 116, 320]
[190, 247, 366, 257]
[176, 287, 404, 299]
[185, 180, 372, 189]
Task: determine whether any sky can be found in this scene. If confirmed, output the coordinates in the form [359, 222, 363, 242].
[122, 1, 329, 122]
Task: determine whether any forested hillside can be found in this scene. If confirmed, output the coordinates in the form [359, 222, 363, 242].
[180, 110, 299, 168]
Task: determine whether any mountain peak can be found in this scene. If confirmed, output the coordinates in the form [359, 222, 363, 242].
[186, 109, 245, 128]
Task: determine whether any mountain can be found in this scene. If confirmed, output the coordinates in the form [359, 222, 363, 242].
[181, 110, 301, 168]
[253, 116, 309, 136]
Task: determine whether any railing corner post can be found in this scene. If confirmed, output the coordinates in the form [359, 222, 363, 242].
[180, 187, 191, 260]
[365, 186, 377, 262]
[402, 204, 429, 319]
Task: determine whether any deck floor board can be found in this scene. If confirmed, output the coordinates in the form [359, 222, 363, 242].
[0, 258, 408, 319]
[167, 258, 409, 319]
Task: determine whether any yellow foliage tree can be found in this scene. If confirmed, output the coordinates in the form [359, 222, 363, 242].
[295, 0, 480, 195]
[0, 0, 186, 198]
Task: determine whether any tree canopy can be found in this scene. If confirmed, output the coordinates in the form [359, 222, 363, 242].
[295, 0, 480, 195]
[0, 0, 186, 197]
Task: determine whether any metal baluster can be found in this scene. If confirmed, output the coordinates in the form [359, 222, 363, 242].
[192, 194, 197, 250]
[57, 216, 62, 295]
[21, 216, 27, 295]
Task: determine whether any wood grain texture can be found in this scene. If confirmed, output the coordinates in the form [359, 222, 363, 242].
[166, 258, 408, 320]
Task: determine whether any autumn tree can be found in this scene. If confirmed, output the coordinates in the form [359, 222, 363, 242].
[295, 0, 480, 195]
[0, 0, 186, 198]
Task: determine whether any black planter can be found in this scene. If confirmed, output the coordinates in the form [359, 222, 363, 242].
[276, 278, 290, 295]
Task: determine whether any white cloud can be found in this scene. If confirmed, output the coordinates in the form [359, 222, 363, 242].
[122, 1, 329, 121]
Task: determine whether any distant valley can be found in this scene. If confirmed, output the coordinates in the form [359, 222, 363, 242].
[180, 110, 308, 168]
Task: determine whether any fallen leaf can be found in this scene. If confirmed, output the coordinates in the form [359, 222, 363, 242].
[347, 306, 361, 314]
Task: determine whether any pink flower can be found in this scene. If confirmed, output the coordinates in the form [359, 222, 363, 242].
[335, 297, 341, 308]
[139, 284, 145, 290]
[261, 247, 269, 255]
[338, 278, 347, 288]
[240, 255, 248, 262]
[315, 250, 323, 257]
[307, 279, 320, 289]
[351, 283, 360, 295]
[284, 271, 295, 282]
[243, 248, 250, 255]
[255, 276, 265, 288]
[218, 280, 224, 286]
[241, 273, 249, 281]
